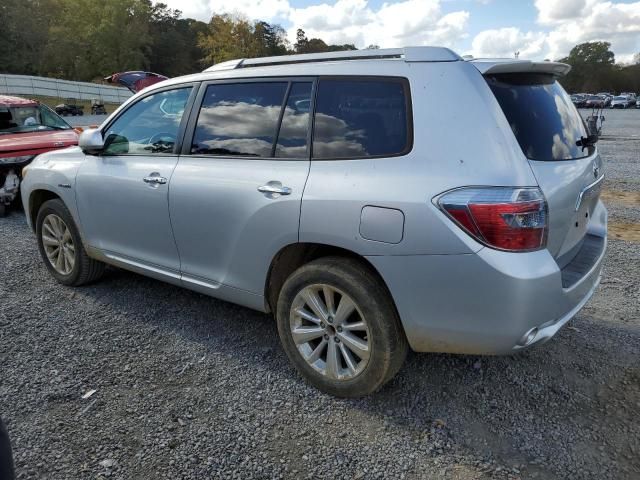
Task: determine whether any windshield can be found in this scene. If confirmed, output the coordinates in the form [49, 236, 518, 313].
[613, 96, 626, 101]
[486, 73, 589, 161]
[0, 104, 71, 134]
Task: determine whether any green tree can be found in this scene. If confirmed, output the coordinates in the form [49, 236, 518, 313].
[293, 28, 356, 54]
[0, 0, 58, 75]
[40, 0, 153, 81]
[558, 41, 615, 92]
[147, 3, 207, 76]
[294, 29, 309, 53]
[253, 21, 288, 57]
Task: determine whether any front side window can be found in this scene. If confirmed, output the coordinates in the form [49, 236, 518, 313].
[487, 73, 589, 161]
[103, 87, 192, 155]
[312, 78, 411, 159]
[191, 82, 289, 157]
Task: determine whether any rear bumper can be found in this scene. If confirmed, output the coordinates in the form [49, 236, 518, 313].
[367, 202, 607, 355]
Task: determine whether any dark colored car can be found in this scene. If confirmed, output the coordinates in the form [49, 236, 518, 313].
[91, 101, 107, 115]
[570, 94, 586, 108]
[104, 71, 168, 94]
[584, 95, 605, 109]
[0, 95, 78, 216]
[54, 101, 84, 116]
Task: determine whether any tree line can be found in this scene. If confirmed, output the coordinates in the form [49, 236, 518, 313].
[558, 41, 640, 94]
[0, 0, 638, 93]
[0, 0, 355, 82]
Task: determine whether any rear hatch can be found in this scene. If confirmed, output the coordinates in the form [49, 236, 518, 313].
[474, 60, 604, 261]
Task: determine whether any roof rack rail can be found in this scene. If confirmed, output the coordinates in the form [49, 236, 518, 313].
[203, 46, 460, 72]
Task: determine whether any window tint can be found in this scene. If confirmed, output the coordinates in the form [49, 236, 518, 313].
[487, 74, 589, 161]
[191, 82, 288, 157]
[312, 78, 410, 159]
[275, 82, 312, 158]
[103, 87, 191, 155]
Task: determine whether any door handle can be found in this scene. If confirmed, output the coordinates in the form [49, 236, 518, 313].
[258, 183, 292, 195]
[143, 175, 167, 185]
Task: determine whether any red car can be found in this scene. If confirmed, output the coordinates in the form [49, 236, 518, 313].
[104, 71, 168, 93]
[0, 95, 78, 216]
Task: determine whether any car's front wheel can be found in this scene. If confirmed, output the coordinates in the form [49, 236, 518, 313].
[276, 257, 408, 397]
[36, 199, 105, 286]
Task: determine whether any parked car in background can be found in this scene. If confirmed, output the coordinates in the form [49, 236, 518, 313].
[571, 94, 586, 108]
[597, 94, 612, 107]
[21, 48, 607, 397]
[54, 100, 84, 116]
[105, 71, 168, 94]
[585, 95, 606, 109]
[0, 95, 78, 216]
[91, 99, 107, 115]
[610, 95, 633, 108]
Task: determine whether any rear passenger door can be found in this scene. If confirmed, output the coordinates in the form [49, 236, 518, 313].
[170, 79, 314, 294]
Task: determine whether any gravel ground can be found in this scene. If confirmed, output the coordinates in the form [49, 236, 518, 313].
[1, 111, 639, 480]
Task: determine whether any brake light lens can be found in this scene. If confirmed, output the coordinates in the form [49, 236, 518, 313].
[437, 187, 548, 251]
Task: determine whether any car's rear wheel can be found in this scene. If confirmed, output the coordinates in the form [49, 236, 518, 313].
[276, 256, 407, 397]
[36, 199, 105, 286]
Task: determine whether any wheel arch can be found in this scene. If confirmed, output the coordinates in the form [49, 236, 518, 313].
[264, 242, 399, 319]
[28, 189, 62, 232]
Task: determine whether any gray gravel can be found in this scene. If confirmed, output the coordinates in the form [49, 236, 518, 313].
[1, 110, 639, 479]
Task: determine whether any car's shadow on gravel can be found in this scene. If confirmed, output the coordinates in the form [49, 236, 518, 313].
[78, 264, 639, 479]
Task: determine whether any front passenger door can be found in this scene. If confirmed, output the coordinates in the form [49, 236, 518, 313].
[76, 86, 195, 274]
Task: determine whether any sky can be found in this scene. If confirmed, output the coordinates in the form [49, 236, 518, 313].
[157, 0, 640, 63]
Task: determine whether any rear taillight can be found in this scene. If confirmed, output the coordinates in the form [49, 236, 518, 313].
[437, 187, 548, 252]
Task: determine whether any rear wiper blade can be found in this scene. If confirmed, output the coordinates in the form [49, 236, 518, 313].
[576, 135, 598, 148]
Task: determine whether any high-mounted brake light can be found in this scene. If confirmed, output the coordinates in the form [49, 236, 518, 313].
[437, 187, 548, 252]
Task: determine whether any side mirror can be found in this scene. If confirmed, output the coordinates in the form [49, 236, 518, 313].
[79, 128, 104, 155]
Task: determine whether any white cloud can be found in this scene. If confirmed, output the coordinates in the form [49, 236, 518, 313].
[534, 0, 590, 24]
[159, 0, 290, 22]
[471, 0, 640, 62]
[158, 0, 640, 63]
[471, 27, 547, 58]
[158, 0, 470, 49]
[288, 0, 469, 48]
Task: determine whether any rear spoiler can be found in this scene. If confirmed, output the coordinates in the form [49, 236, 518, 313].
[469, 59, 571, 77]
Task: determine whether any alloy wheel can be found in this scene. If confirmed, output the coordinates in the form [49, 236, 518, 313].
[41, 214, 75, 275]
[290, 284, 371, 380]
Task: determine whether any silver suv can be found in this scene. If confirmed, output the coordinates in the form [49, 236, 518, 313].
[21, 47, 607, 397]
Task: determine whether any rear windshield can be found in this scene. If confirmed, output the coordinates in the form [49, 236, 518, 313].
[486, 73, 589, 161]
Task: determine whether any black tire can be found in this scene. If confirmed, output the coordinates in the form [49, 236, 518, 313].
[276, 256, 408, 397]
[36, 199, 105, 286]
[0, 417, 15, 480]
[0, 203, 6, 217]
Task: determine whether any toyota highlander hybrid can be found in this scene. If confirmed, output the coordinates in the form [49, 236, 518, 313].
[21, 47, 607, 397]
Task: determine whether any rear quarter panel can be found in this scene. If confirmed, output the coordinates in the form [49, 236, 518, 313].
[300, 61, 539, 255]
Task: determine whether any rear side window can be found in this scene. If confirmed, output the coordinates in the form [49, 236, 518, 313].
[487, 73, 589, 161]
[312, 78, 411, 159]
[275, 82, 313, 158]
[191, 82, 288, 157]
